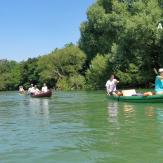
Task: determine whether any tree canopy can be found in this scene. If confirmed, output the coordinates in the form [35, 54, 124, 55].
[38, 44, 86, 90]
[79, 0, 163, 88]
[0, 0, 163, 91]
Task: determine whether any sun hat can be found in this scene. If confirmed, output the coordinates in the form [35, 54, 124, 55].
[159, 68, 163, 73]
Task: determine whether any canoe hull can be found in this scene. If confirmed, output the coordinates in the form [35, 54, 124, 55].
[108, 94, 163, 103]
[31, 91, 52, 98]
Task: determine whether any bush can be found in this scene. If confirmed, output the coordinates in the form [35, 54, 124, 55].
[86, 54, 110, 89]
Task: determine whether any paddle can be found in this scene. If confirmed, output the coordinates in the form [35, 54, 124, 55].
[153, 68, 158, 75]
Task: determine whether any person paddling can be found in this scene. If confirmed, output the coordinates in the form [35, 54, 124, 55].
[155, 68, 163, 94]
[105, 75, 119, 95]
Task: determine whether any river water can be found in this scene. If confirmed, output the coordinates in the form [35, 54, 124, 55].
[0, 91, 163, 163]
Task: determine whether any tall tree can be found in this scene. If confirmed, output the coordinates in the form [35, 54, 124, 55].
[38, 44, 86, 89]
[19, 58, 39, 88]
[80, 0, 163, 88]
[0, 60, 21, 90]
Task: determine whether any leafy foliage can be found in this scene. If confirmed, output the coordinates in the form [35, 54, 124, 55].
[86, 54, 110, 89]
[56, 75, 86, 90]
[80, 0, 163, 89]
[0, 60, 21, 90]
[38, 44, 86, 90]
[19, 58, 40, 89]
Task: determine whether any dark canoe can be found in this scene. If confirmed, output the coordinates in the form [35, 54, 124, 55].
[108, 94, 163, 103]
[31, 91, 52, 98]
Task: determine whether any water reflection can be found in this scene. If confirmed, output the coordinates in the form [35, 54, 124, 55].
[144, 105, 163, 122]
[156, 108, 163, 122]
[145, 106, 155, 117]
[107, 102, 119, 124]
[29, 98, 49, 118]
[107, 101, 163, 123]
[123, 103, 135, 119]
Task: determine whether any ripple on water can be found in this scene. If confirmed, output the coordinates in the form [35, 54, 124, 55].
[0, 91, 163, 163]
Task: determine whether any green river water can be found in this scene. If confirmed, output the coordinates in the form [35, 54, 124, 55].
[0, 91, 163, 163]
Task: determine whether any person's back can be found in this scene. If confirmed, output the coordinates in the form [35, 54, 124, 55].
[42, 83, 48, 92]
[106, 75, 119, 95]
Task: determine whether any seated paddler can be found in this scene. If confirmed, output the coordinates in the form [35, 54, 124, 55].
[105, 75, 119, 95]
[155, 68, 163, 94]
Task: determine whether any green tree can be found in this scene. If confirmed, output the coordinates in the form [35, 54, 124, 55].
[86, 54, 110, 89]
[80, 0, 163, 88]
[19, 58, 40, 89]
[79, 0, 128, 61]
[68, 75, 86, 90]
[38, 44, 86, 89]
[56, 75, 86, 90]
[0, 60, 21, 90]
[112, 0, 163, 84]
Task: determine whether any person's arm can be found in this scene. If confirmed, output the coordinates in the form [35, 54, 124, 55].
[114, 79, 119, 84]
[105, 81, 109, 87]
[157, 76, 163, 80]
[106, 81, 110, 89]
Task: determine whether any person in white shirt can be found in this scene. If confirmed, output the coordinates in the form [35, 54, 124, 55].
[28, 84, 35, 94]
[33, 85, 40, 95]
[105, 75, 119, 95]
[41, 83, 48, 93]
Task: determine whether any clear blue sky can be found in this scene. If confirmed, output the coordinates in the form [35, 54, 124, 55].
[0, 0, 95, 61]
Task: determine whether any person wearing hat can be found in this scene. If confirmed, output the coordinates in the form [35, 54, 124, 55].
[155, 68, 163, 94]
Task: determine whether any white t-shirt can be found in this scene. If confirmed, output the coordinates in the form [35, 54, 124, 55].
[42, 86, 48, 92]
[105, 79, 117, 93]
[34, 88, 40, 94]
[28, 87, 35, 93]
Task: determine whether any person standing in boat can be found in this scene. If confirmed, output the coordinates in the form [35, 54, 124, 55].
[155, 68, 163, 94]
[105, 75, 119, 95]
[41, 83, 48, 93]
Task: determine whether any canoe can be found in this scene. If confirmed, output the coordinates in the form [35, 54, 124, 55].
[108, 94, 163, 103]
[31, 91, 52, 98]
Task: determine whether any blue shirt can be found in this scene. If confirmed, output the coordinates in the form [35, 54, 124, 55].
[155, 76, 163, 93]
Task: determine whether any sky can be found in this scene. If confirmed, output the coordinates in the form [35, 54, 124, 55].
[0, 0, 95, 61]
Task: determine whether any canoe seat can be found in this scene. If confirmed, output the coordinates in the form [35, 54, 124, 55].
[122, 89, 136, 96]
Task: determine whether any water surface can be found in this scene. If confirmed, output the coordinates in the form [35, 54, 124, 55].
[0, 91, 163, 163]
